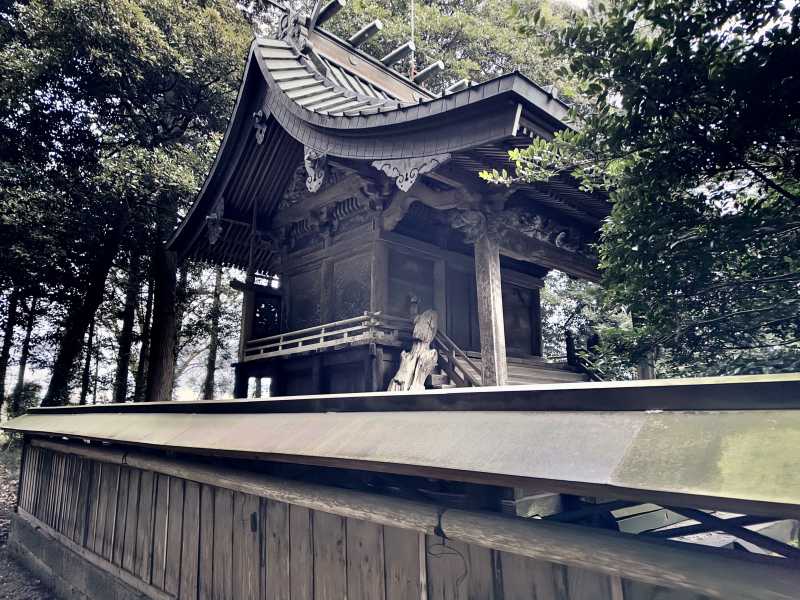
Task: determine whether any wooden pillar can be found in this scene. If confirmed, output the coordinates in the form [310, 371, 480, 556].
[531, 287, 543, 357]
[320, 259, 334, 322]
[370, 240, 389, 314]
[238, 270, 256, 362]
[433, 259, 447, 333]
[233, 365, 248, 399]
[474, 234, 507, 386]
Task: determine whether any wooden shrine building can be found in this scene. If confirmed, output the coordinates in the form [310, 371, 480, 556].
[168, 2, 610, 397]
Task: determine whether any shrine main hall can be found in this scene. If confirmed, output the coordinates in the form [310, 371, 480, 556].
[169, 4, 610, 397]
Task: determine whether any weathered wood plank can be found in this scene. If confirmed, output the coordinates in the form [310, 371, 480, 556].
[95, 461, 115, 556]
[265, 500, 290, 600]
[213, 487, 234, 600]
[499, 551, 568, 600]
[112, 467, 130, 566]
[37, 448, 49, 524]
[346, 518, 386, 600]
[464, 543, 497, 599]
[19, 446, 36, 512]
[43, 449, 55, 526]
[622, 579, 708, 600]
[135, 470, 156, 582]
[198, 484, 215, 600]
[179, 480, 201, 600]
[64, 454, 78, 535]
[151, 473, 170, 589]
[17, 446, 31, 512]
[122, 468, 140, 573]
[383, 526, 421, 600]
[426, 536, 470, 600]
[467, 544, 502, 600]
[313, 511, 347, 600]
[101, 463, 121, 560]
[33, 448, 46, 521]
[51, 452, 65, 533]
[74, 458, 92, 546]
[92, 461, 108, 554]
[165, 476, 185, 596]
[232, 492, 261, 600]
[86, 459, 102, 552]
[51, 452, 64, 532]
[60, 454, 76, 538]
[289, 505, 313, 600]
[565, 565, 613, 600]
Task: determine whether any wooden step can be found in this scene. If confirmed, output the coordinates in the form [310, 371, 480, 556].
[451, 354, 589, 386]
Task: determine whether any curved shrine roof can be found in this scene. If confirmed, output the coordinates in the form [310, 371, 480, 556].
[169, 25, 606, 274]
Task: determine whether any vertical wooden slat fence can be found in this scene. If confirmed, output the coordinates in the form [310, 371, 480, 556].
[15, 444, 724, 600]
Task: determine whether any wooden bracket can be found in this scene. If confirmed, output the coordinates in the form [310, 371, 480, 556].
[371, 154, 451, 192]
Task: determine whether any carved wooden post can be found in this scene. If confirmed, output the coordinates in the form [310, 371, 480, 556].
[388, 309, 438, 391]
[474, 233, 508, 386]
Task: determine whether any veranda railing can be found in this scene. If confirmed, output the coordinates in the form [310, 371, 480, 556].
[243, 312, 413, 360]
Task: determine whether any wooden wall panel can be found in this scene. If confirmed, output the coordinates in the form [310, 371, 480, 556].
[312, 511, 348, 600]
[289, 505, 314, 600]
[121, 468, 140, 574]
[383, 526, 422, 600]
[426, 536, 470, 599]
[213, 487, 235, 600]
[165, 476, 185, 596]
[232, 491, 261, 600]
[100, 463, 120, 560]
[151, 473, 170, 590]
[565, 565, 614, 600]
[180, 481, 201, 600]
[346, 518, 386, 600]
[85, 459, 101, 553]
[135, 470, 156, 582]
[18, 446, 708, 600]
[500, 551, 569, 600]
[265, 499, 291, 600]
[198, 484, 215, 600]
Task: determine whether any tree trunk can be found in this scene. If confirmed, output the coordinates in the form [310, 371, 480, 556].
[0, 288, 19, 413]
[10, 298, 37, 416]
[79, 317, 95, 406]
[113, 246, 142, 403]
[133, 276, 154, 403]
[144, 194, 178, 402]
[201, 267, 223, 400]
[42, 207, 130, 407]
[92, 337, 100, 404]
[174, 263, 189, 369]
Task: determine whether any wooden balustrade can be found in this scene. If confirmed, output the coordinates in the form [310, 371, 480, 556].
[243, 312, 413, 360]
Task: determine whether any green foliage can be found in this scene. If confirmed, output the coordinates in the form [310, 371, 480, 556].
[326, 0, 582, 96]
[8, 382, 41, 418]
[500, 0, 800, 374]
[540, 271, 635, 379]
[0, 0, 252, 401]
